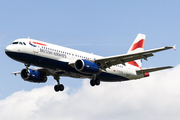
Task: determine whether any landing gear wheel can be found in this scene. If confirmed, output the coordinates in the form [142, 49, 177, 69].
[95, 79, 100, 86]
[54, 84, 64, 92]
[59, 84, 64, 91]
[24, 63, 31, 69]
[90, 80, 96, 86]
[24, 63, 31, 73]
[54, 85, 60, 92]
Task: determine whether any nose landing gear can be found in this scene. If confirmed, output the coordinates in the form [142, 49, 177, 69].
[25, 63, 31, 69]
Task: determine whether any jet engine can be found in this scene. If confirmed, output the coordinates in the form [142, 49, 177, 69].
[21, 69, 47, 83]
[75, 59, 100, 74]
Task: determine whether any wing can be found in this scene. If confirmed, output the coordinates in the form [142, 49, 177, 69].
[136, 66, 173, 74]
[95, 46, 176, 70]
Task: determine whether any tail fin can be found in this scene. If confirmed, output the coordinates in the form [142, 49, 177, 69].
[127, 33, 146, 68]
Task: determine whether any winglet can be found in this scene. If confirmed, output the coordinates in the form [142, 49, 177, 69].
[173, 45, 176, 51]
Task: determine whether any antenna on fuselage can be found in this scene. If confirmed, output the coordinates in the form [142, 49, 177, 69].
[28, 37, 30, 39]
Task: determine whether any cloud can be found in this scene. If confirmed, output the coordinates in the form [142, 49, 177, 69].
[0, 65, 180, 120]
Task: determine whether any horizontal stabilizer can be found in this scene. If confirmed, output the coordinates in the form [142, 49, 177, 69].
[136, 66, 173, 74]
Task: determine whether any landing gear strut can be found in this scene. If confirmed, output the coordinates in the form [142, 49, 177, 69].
[54, 75, 64, 92]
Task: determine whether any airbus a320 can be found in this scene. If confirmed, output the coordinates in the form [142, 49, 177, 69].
[5, 33, 176, 92]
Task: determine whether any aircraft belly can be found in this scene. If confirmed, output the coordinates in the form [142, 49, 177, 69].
[97, 72, 129, 82]
[7, 51, 130, 81]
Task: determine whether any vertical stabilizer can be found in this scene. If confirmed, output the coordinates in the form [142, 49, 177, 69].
[127, 33, 146, 68]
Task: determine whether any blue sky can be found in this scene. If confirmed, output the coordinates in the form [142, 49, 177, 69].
[0, 1, 180, 119]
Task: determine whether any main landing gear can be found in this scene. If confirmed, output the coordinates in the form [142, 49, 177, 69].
[90, 75, 100, 86]
[54, 75, 64, 92]
[90, 78, 100, 86]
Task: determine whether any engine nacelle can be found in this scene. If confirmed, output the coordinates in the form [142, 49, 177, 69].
[75, 59, 100, 74]
[21, 69, 47, 83]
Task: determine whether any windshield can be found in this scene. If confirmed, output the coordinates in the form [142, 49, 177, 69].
[11, 42, 26, 45]
[12, 42, 18, 44]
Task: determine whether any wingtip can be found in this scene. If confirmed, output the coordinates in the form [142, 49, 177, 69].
[173, 45, 176, 51]
[165, 45, 176, 51]
[169, 66, 174, 68]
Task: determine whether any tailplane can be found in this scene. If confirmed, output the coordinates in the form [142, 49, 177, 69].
[127, 33, 146, 68]
[136, 66, 173, 74]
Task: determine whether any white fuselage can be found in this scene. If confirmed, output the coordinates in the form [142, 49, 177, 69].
[5, 38, 145, 82]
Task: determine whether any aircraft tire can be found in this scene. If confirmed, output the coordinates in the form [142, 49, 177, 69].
[54, 84, 64, 92]
[90, 80, 95, 86]
[95, 79, 100, 86]
[59, 84, 64, 91]
[54, 85, 60, 92]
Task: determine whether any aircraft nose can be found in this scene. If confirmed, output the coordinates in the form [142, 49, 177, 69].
[5, 46, 9, 53]
[5, 45, 12, 57]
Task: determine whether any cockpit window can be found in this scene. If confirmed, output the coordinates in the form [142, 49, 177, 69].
[11, 41, 26, 45]
[12, 42, 18, 44]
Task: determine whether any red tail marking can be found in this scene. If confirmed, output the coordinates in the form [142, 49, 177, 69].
[128, 61, 140, 68]
[131, 39, 145, 51]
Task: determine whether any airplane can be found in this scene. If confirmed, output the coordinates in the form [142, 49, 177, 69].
[5, 33, 176, 92]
